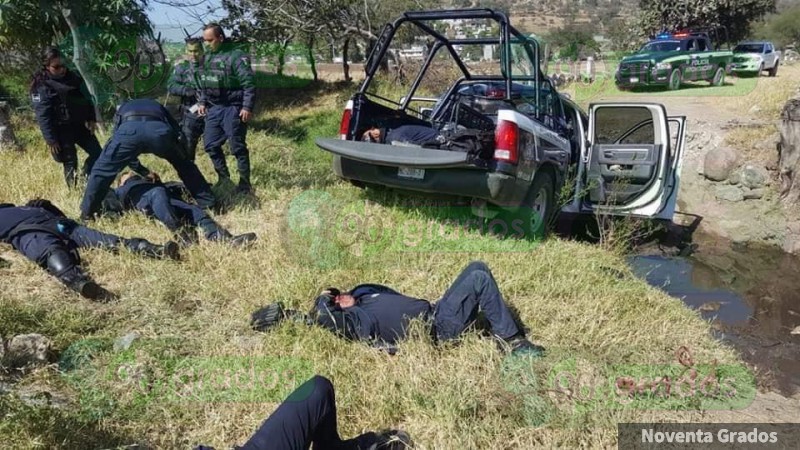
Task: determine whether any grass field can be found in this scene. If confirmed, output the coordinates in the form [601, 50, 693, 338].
[0, 78, 752, 449]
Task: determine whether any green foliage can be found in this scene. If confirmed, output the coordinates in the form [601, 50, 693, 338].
[637, 0, 777, 44]
[753, 6, 800, 47]
[546, 25, 600, 60]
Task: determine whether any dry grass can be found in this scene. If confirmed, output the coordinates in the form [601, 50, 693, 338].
[0, 82, 747, 449]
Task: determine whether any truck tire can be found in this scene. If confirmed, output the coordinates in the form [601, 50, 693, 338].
[668, 68, 682, 90]
[769, 60, 779, 77]
[711, 67, 725, 86]
[517, 170, 555, 240]
[757, 63, 764, 77]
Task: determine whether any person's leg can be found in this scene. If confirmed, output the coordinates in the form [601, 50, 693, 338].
[433, 261, 520, 342]
[60, 143, 79, 188]
[73, 126, 103, 178]
[238, 375, 353, 450]
[67, 223, 179, 260]
[170, 199, 219, 238]
[202, 106, 231, 181]
[80, 130, 138, 220]
[166, 156, 216, 210]
[225, 105, 251, 192]
[139, 188, 183, 232]
[183, 114, 204, 162]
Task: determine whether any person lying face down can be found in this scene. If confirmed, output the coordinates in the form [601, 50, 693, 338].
[252, 261, 545, 357]
[114, 171, 256, 247]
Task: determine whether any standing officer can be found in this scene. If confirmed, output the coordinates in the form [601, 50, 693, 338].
[0, 199, 179, 301]
[167, 37, 205, 160]
[29, 48, 126, 187]
[199, 23, 256, 194]
[79, 98, 217, 221]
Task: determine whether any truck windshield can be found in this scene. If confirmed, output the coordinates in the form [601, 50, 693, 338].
[734, 44, 765, 53]
[640, 41, 681, 52]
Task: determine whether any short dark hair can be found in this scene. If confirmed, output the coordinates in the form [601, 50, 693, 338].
[184, 37, 203, 46]
[42, 47, 62, 67]
[204, 22, 225, 38]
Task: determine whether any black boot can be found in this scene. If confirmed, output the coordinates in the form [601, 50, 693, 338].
[46, 250, 117, 301]
[208, 228, 257, 248]
[125, 238, 181, 260]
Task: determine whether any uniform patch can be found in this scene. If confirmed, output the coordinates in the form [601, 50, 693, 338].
[32, 93, 41, 103]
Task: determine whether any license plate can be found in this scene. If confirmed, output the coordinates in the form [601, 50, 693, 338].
[398, 167, 425, 179]
[630, 77, 639, 83]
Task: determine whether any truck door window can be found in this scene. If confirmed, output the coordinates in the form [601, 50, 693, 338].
[595, 107, 655, 144]
[697, 39, 708, 51]
[687, 39, 698, 52]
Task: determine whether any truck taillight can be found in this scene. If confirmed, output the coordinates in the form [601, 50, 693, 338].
[494, 120, 519, 164]
[339, 108, 352, 140]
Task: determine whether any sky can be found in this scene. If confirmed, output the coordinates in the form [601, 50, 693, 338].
[147, 0, 225, 42]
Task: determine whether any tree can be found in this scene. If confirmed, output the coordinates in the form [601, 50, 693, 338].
[546, 25, 600, 60]
[637, 0, 777, 45]
[753, 6, 800, 47]
[0, 0, 154, 124]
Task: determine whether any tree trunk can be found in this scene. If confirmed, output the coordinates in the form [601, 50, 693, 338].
[0, 102, 22, 152]
[62, 8, 106, 139]
[342, 37, 351, 82]
[779, 97, 800, 204]
[277, 40, 289, 76]
[306, 35, 318, 81]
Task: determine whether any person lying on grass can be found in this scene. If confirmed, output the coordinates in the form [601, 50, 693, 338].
[194, 375, 411, 450]
[251, 261, 545, 356]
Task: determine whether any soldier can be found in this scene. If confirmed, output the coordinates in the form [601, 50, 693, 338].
[199, 23, 256, 194]
[30, 48, 146, 187]
[79, 98, 217, 221]
[0, 199, 179, 301]
[114, 171, 257, 247]
[193, 375, 411, 450]
[167, 37, 206, 161]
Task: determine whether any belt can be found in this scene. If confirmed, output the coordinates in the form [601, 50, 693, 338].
[122, 115, 164, 123]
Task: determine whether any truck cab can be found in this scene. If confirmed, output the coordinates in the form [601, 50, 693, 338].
[316, 9, 687, 238]
[732, 41, 780, 77]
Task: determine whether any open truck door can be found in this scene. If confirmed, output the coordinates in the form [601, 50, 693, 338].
[578, 103, 686, 220]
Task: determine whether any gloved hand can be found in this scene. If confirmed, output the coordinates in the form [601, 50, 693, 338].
[25, 198, 67, 217]
[251, 302, 286, 332]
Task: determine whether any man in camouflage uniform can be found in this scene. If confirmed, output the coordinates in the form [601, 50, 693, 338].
[199, 23, 256, 194]
[167, 37, 205, 161]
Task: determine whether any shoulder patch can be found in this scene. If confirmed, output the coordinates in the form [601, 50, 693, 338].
[31, 93, 41, 103]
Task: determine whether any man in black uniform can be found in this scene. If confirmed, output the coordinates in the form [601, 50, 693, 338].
[0, 199, 179, 301]
[80, 98, 216, 221]
[114, 171, 257, 247]
[167, 37, 206, 160]
[253, 261, 545, 356]
[194, 375, 411, 450]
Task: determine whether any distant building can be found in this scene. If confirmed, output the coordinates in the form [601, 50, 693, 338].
[398, 46, 426, 60]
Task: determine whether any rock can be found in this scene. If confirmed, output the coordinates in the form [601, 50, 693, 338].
[3, 334, 52, 368]
[728, 171, 741, 185]
[743, 188, 766, 200]
[704, 146, 739, 181]
[740, 165, 769, 189]
[699, 302, 722, 312]
[113, 331, 140, 352]
[791, 326, 800, 335]
[715, 185, 744, 202]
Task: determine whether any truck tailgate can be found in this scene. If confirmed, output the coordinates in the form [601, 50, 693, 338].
[316, 138, 472, 168]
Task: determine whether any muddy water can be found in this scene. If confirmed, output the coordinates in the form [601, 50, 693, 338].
[629, 233, 800, 395]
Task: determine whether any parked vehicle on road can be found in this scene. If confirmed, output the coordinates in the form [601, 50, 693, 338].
[615, 29, 734, 90]
[732, 41, 780, 77]
[316, 8, 687, 238]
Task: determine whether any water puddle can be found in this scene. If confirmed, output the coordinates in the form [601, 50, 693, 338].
[629, 233, 800, 394]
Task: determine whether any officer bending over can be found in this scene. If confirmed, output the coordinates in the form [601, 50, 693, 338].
[253, 261, 545, 356]
[194, 375, 411, 450]
[0, 199, 179, 301]
[167, 37, 206, 160]
[80, 98, 216, 221]
[114, 171, 257, 247]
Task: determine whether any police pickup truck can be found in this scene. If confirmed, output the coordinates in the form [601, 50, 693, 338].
[616, 30, 734, 90]
[731, 41, 780, 77]
[316, 9, 687, 238]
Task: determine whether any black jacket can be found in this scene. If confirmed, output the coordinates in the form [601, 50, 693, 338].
[31, 70, 96, 143]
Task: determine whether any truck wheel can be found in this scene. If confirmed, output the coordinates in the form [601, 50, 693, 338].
[517, 171, 555, 240]
[769, 61, 779, 77]
[711, 67, 725, 86]
[668, 69, 682, 90]
[757, 63, 764, 77]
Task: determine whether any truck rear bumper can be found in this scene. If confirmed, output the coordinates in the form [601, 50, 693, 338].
[333, 156, 526, 207]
